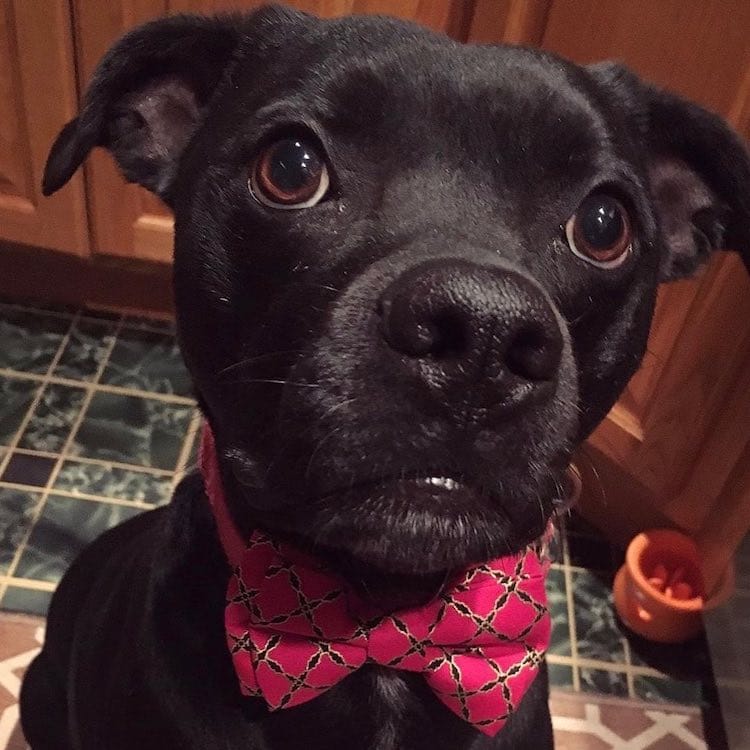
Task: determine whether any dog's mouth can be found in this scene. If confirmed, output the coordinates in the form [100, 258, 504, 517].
[315, 473, 484, 511]
[263, 469, 550, 578]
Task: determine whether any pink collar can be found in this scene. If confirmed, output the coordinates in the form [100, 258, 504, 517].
[199, 423, 246, 566]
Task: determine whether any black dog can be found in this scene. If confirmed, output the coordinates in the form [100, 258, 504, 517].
[21, 6, 750, 749]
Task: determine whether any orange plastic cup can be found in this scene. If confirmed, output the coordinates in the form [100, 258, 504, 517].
[613, 529, 734, 643]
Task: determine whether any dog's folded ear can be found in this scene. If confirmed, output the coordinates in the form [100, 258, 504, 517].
[588, 62, 750, 280]
[42, 14, 246, 202]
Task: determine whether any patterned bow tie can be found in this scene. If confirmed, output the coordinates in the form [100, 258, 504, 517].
[200, 425, 551, 737]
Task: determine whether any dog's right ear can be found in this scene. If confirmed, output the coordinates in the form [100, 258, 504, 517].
[42, 14, 245, 202]
[587, 63, 750, 280]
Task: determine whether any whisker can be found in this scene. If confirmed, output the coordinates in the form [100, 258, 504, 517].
[578, 446, 607, 507]
[222, 378, 322, 388]
[305, 424, 349, 480]
[218, 350, 303, 377]
[318, 397, 358, 422]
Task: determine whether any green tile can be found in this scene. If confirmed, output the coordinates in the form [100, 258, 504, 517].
[121, 315, 175, 333]
[53, 460, 173, 505]
[71, 392, 193, 470]
[572, 569, 626, 663]
[18, 382, 87, 452]
[546, 567, 571, 656]
[1, 585, 52, 616]
[0, 488, 42, 575]
[101, 327, 191, 396]
[54, 317, 117, 382]
[633, 675, 703, 706]
[0, 376, 40, 445]
[548, 663, 574, 689]
[579, 668, 628, 697]
[14, 495, 143, 583]
[0, 307, 70, 373]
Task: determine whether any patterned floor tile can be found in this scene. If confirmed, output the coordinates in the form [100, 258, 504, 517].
[101, 326, 192, 396]
[1, 453, 56, 487]
[550, 691, 706, 749]
[0, 587, 52, 617]
[0, 612, 44, 749]
[13, 495, 143, 584]
[572, 569, 627, 663]
[0, 377, 40, 446]
[53, 460, 173, 505]
[0, 487, 41, 575]
[17, 383, 87, 453]
[121, 314, 175, 333]
[0, 488, 42, 575]
[579, 668, 629, 698]
[546, 566, 572, 656]
[633, 675, 703, 706]
[548, 663, 574, 689]
[71, 392, 194, 470]
[53, 316, 117, 382]
[0, 307, 70, 373]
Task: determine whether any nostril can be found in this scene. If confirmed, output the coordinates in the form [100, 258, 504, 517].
[430, 311, 469, 358]
[377, 288, 471, 359]
[505, 324, 560, 382]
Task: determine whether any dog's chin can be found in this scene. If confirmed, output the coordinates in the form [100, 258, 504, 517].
[269, 477, 551, 577]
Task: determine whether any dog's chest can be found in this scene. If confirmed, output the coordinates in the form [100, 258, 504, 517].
[369, 669, 412, 749]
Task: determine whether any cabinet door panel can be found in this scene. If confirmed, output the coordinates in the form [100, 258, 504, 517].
[0, 0, 89, 255]
[73, 0, 171, 262]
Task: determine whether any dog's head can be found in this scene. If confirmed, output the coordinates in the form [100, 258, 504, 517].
[44, 8, 750, 582]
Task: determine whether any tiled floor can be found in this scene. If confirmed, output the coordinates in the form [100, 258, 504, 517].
[0, 300, 729, 747]
[0, 301, 200, 616]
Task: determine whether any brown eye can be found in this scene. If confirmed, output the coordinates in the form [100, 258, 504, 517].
[565, 193, 632, 268]
[249, 137, 330, 209]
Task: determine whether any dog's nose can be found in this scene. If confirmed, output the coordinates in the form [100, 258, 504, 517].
[377, 260, 563, 408]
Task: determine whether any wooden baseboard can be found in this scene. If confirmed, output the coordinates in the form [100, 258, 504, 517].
[0, 242, 173, 318]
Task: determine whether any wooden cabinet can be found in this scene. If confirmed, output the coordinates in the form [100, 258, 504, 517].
[0, 0, 88, 255]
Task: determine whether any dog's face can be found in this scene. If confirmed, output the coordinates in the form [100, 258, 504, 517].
[45, 8, 750, 578]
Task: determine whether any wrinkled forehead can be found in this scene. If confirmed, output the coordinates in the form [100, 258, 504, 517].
[323, 44, 612, 172]
[228, 24, 619, 185]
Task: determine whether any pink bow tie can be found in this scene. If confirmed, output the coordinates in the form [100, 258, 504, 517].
[200, 425, 551, 737]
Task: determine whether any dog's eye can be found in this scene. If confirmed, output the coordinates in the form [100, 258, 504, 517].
[565, 193, 632, 268]
[249, 138, 330, 210]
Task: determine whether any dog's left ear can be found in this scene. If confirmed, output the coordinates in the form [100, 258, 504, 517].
[589, 63, 750, 280]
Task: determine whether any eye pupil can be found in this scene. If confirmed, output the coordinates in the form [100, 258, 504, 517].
[266, 140, 320, 195]
[566, 192, 632, 267]
[580, 197, 624, 248]
[250, 135, 330, 209]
